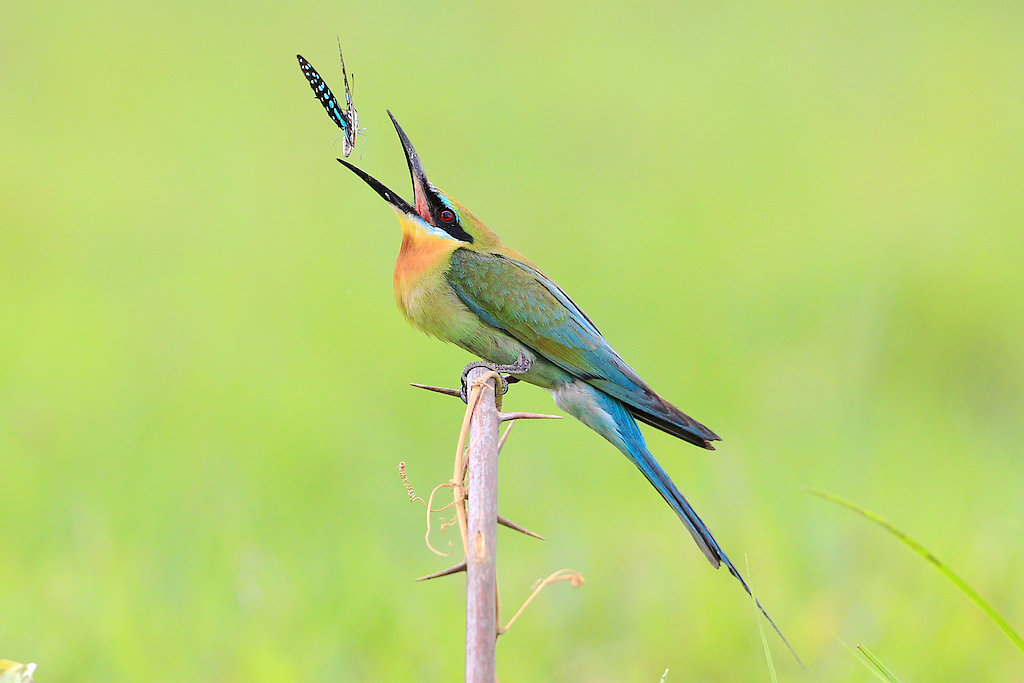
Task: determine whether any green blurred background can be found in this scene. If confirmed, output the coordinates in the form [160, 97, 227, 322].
[2, 0, 1023, 680]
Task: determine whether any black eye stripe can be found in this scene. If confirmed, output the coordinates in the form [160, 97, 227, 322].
[425, 195, 473, 243]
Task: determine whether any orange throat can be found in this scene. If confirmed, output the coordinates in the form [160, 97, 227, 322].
[392, 212, 459, 312]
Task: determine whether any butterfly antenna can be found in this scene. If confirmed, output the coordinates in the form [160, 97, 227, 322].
[336, 36, 354, 107]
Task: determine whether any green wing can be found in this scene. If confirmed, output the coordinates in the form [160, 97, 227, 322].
[445, 248, 719, 445]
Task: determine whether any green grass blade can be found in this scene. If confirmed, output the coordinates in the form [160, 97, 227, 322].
[745, 555, 778, 683]
[834, 634, 899, 682]
[809, 488, 1024, 656]
[857, 643, 900, 682]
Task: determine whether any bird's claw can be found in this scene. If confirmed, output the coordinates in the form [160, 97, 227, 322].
[458, 353, 532, 403]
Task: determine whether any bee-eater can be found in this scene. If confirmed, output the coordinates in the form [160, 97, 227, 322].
[338, 112, 793, 652]
[0, 659, 36, 683]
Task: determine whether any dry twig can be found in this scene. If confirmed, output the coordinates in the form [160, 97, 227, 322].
[403, 369, 581, 681]
[500, 569, 585, 634]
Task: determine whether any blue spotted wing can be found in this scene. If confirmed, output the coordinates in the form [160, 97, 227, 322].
[297, 45, 359, 157]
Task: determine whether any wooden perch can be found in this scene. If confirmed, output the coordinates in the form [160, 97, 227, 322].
[405, 368, 579, 682]
[463, 366, 501, 683]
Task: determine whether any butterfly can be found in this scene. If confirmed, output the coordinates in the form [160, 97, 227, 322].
[297, 39, 359, 157]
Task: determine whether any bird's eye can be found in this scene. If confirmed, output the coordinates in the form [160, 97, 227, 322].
[440, 209, 455, 223]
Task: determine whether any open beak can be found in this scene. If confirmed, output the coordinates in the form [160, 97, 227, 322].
[337, 111, 432, 222]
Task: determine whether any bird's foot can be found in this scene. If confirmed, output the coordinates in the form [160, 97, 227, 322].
[459, 352, 532, 403]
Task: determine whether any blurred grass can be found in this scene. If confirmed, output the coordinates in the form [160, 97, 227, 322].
[2, 0, 1024, 680]
[745, 556, 780, 680]
[810, 488, 1024, 656]
[836, 637, 900, 683]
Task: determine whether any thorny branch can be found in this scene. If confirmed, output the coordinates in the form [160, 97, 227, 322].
[399, 371, 584, 678]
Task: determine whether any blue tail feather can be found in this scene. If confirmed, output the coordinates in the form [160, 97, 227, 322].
[553, 380, 800, 664]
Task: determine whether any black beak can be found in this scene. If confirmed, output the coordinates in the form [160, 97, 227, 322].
[336, 110, 430, 220]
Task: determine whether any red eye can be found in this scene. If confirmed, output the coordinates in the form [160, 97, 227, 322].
[440, 209, 455, 223]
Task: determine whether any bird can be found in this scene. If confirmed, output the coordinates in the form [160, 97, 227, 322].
[337, 111, 796, 657]
[0, 659, 36, 683]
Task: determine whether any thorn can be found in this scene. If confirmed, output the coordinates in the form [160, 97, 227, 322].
[497, 420, 516, 455]
[498, 411, 562, 422]
[410, 382, 461, 397]
[497, 514, 546, 540]
[414, 560, 467, 581]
